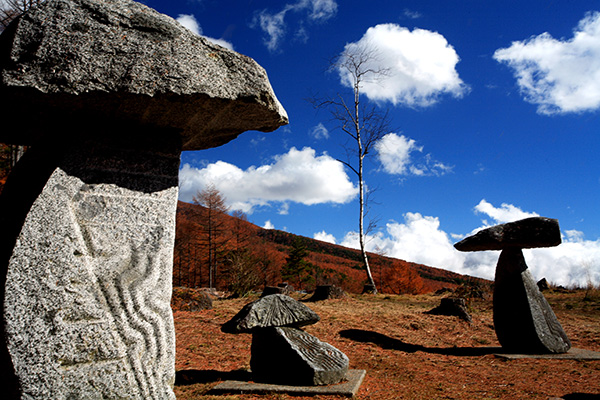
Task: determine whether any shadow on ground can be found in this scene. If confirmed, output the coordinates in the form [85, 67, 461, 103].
[339, 329, 502, 357]
[176, 369, 252, 386]
[560, 395, 600, 400]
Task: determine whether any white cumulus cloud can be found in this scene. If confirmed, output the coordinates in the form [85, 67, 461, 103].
[375, 133, 453, 176]
[176, 14, 234, 50]
[494, 11, 600, 114]
[253, 0, 337, 51]
[338, 23, 468, 107]
[336, 200, 600, 287]
[375, 133, 421, 175]
[310, 123, 330, 139]
[474, 199, 539, 225]
[178, 147, 357, 213]
[263, 220, 275, 230]
[314, 230, 337, 244]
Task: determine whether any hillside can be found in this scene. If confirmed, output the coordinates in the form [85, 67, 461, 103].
[174, 201, 490, 295]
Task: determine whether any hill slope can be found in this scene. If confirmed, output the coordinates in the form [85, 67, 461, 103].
[174, 201, 489, 294]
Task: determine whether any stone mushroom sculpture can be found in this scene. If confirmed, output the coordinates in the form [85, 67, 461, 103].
[0, 0, 287, 398]
[454, 217, 571, 354]
[222, 294, 350, 386]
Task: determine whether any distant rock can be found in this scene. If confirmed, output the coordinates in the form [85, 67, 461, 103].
[171, 287, 213, 311]
[251, 326, 349, 386]
[261, 283, 294, 297]
[307, 285, 347, 301]
[426, 297, 472, 323]
[537, 278, 550, 292]
[454, 217, 561, 252]
[221, 294, 320, 334]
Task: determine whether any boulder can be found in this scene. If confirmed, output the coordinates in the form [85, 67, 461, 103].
[250, 326, 349, 386]
[307, 285, 347, 301]
[454, 217, 561, 252]
[426, 297, 472, 323]
[537, 277, 550, 292]
[221, 294, 320, 334]
[260, 283, 293, 297]
[0, 0, 287, 398]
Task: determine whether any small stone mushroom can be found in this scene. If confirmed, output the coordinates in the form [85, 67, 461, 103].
[222, 294, 350, 386]
[454, 217, 571, 354]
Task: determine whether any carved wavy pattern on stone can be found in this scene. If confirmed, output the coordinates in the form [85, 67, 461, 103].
[279, 327, 349, 374]
[250, 326, 349, 386]
[4, 168, 176, 399]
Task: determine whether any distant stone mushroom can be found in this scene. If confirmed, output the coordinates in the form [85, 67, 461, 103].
[222, 294, 350, 386]
[454, 217, 571, 354]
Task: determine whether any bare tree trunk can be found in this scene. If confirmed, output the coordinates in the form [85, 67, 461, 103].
[355, 81, 377, 294]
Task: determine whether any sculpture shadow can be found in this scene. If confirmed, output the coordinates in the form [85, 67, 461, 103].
[339, 329, 502, 357]
[175, 369, 252, 386]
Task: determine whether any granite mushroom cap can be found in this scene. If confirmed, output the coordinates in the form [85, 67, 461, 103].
[0, 0, 288, 150]
[221, 294, 321, 334]
[454, 217, 561, 252]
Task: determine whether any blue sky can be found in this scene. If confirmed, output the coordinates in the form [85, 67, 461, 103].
[140, 0, 600, 286]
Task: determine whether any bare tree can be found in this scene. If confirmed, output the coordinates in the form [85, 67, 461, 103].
[192, 184, 230, 289]
[311, 44, 392, 294]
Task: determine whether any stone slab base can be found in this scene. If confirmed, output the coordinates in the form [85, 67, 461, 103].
[495, 348, 600, 360]
[210, 369, 366, 397]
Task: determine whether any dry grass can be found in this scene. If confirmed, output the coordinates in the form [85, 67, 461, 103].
[174, 291, 600, 400]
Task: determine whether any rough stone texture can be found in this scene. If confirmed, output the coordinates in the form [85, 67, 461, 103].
[3, 134, 181, 399]
[493, 248, 571, 354]
[221, 294, 320, 334]
[250, 327, 350, 386]
[0, 0, 288, 398]
[426, 297, 472, 323]
[0, 0, 288, 150]
[454, 217, 561, 252]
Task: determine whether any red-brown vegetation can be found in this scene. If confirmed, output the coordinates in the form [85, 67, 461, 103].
[173, 201, 489, 296]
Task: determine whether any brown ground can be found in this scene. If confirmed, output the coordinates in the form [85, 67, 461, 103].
[173, 290, 600, 400]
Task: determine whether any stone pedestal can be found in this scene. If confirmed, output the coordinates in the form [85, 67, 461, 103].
[3, 134, 180, 398]
[493, 248, 571, 354]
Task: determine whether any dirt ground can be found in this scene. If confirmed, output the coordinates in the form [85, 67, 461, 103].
[173, 290, 600, 400]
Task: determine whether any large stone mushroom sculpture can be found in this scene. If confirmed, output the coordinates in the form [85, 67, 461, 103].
[454, 217, 571, 354]
[222, 294, 350, 386]
[0, 0, 287, 398]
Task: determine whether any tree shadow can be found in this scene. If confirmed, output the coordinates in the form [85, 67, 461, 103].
[339, 329, 503, 357]
[175, 369, 252, 386]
